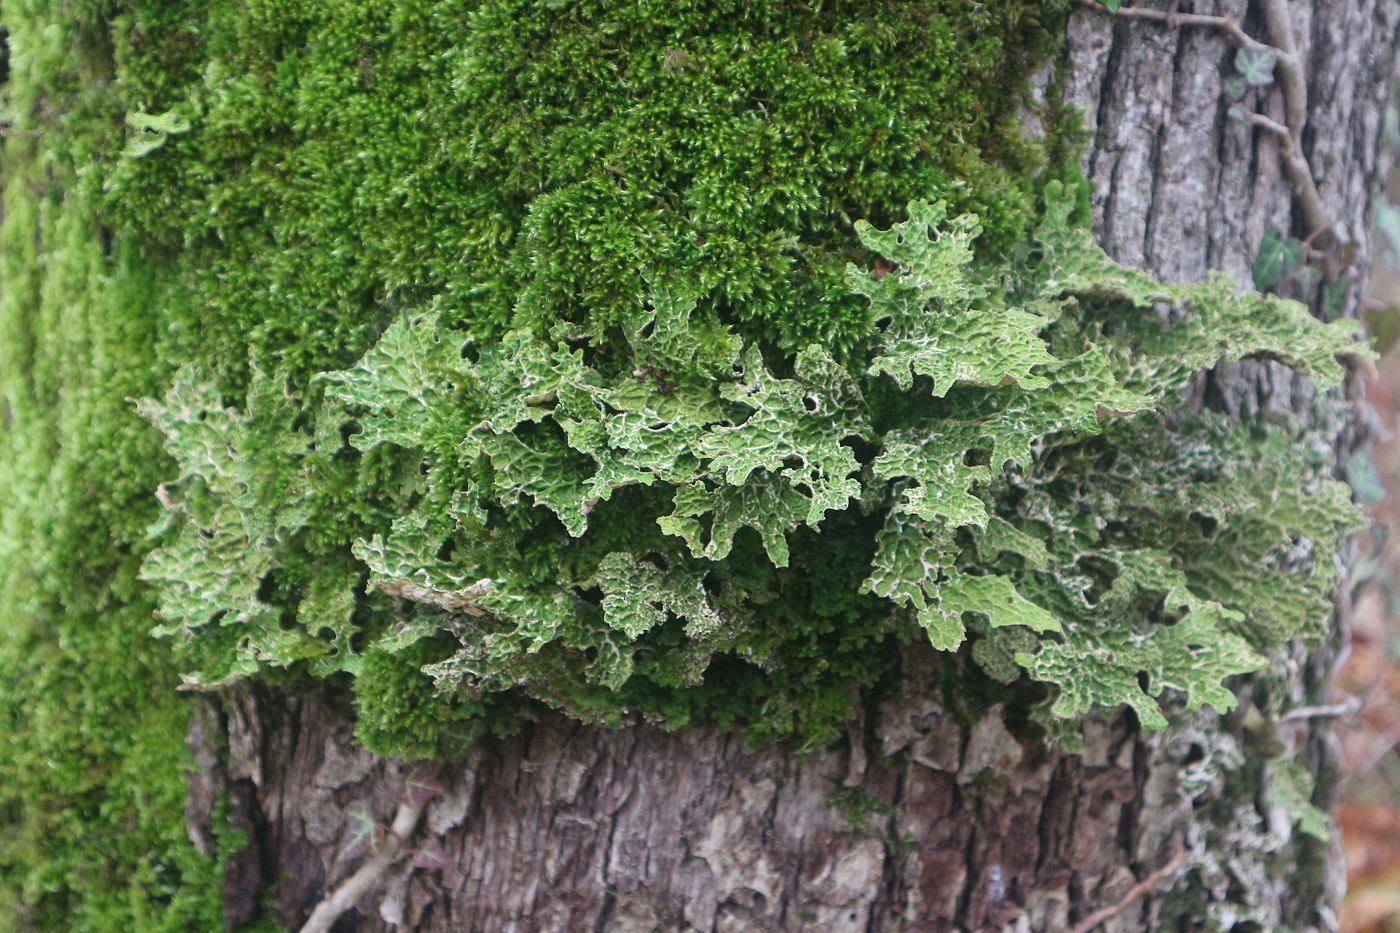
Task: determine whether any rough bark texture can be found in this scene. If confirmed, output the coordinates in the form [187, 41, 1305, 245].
[188, 3, 1400, 930]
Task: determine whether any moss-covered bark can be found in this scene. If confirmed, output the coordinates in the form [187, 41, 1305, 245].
[0, 12, 227, 926]
[1, 0, 1396, 929]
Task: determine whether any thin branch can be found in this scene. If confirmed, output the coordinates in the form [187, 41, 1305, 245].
[298, 769, 440, 933]
[1300, 221, 1333, 265]
[1244, 110, 1290, 139]
[1070, 837, 1188, 933]
[1262, 0, 1308, 142]
[1281, 695, 1363, 723]
[1245, 112, 1333, 242]
[1259, 0, 1336, 243]
[1075, 0, 1278, 55]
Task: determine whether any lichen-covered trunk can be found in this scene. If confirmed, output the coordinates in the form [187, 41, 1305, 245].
[190, 4, 1400, 930]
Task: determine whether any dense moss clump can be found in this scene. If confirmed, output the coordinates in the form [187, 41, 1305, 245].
[94, 0, 1072, 744]
[0, 12, 223, 930]
[147, 185, 1351, 753]
[354, 640, 500, 760]
[103, 0, 1063, 370]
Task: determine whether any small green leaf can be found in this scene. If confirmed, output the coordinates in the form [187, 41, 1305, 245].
[124, 110, 191, 157]
[700, 345, 867, 525]
[971, 517, 1049, 569]
[627, 280, 741, 376]
[873, 431, 990, 527]
[658, 477, 806, 566]
[935, 572, 1060, 637]
[1269, 760, 1330, 841]
[860, 512, 957, 615]
[854, 201, 1057, 398]
[318, 311, 469, 451]
[1235, 47, 1278, 87]
[1252, 228, 1302, 291]
[126, 110, 191, 135]
[596, 551, 720, 640]
[1322, 274, 1351, 321]
[347, 806, 379, 854]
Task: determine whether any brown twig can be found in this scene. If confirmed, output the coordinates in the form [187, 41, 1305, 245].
[1075, 0, 1276, 54]
[1299, 221, 1333, 266]
[298, 767, 441, 933]
[1069, 836, 1187, 933]
[1242, 109, 1291, 140]
[1261, 0, 1307, 141]
[1244, 112, 1333, 243]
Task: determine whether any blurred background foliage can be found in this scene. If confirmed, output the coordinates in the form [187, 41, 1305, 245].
[1342, 96, 1400, 933]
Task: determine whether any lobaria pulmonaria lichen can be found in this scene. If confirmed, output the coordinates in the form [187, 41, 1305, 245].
[141, 184, 1367, 750]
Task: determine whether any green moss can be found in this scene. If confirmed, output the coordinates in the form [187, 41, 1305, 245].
[0, 6, 225, 926]
[97, 0, 1064, 377]
[0, 89, 223, 933]
[141, 181, 1362, 757]
[1, 4, 1071, 916]
[355, 639, 501, 760]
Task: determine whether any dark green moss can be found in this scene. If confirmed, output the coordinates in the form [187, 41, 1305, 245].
[355, 639, 505, 760]
[100, 0, 1065, 377]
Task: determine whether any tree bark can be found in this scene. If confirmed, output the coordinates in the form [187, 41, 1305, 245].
[188, 3, 1400, 930]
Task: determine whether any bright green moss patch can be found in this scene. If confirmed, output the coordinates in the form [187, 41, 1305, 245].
[101, 0, 1066, 374]
[355, 639, 502, 760]
[0, 103, 222, 933]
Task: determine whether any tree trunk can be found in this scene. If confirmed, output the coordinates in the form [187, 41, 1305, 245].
[188, 4, 1400, 930]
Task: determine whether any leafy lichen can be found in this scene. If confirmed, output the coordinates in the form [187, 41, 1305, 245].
[144, 182, 1368, 742]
